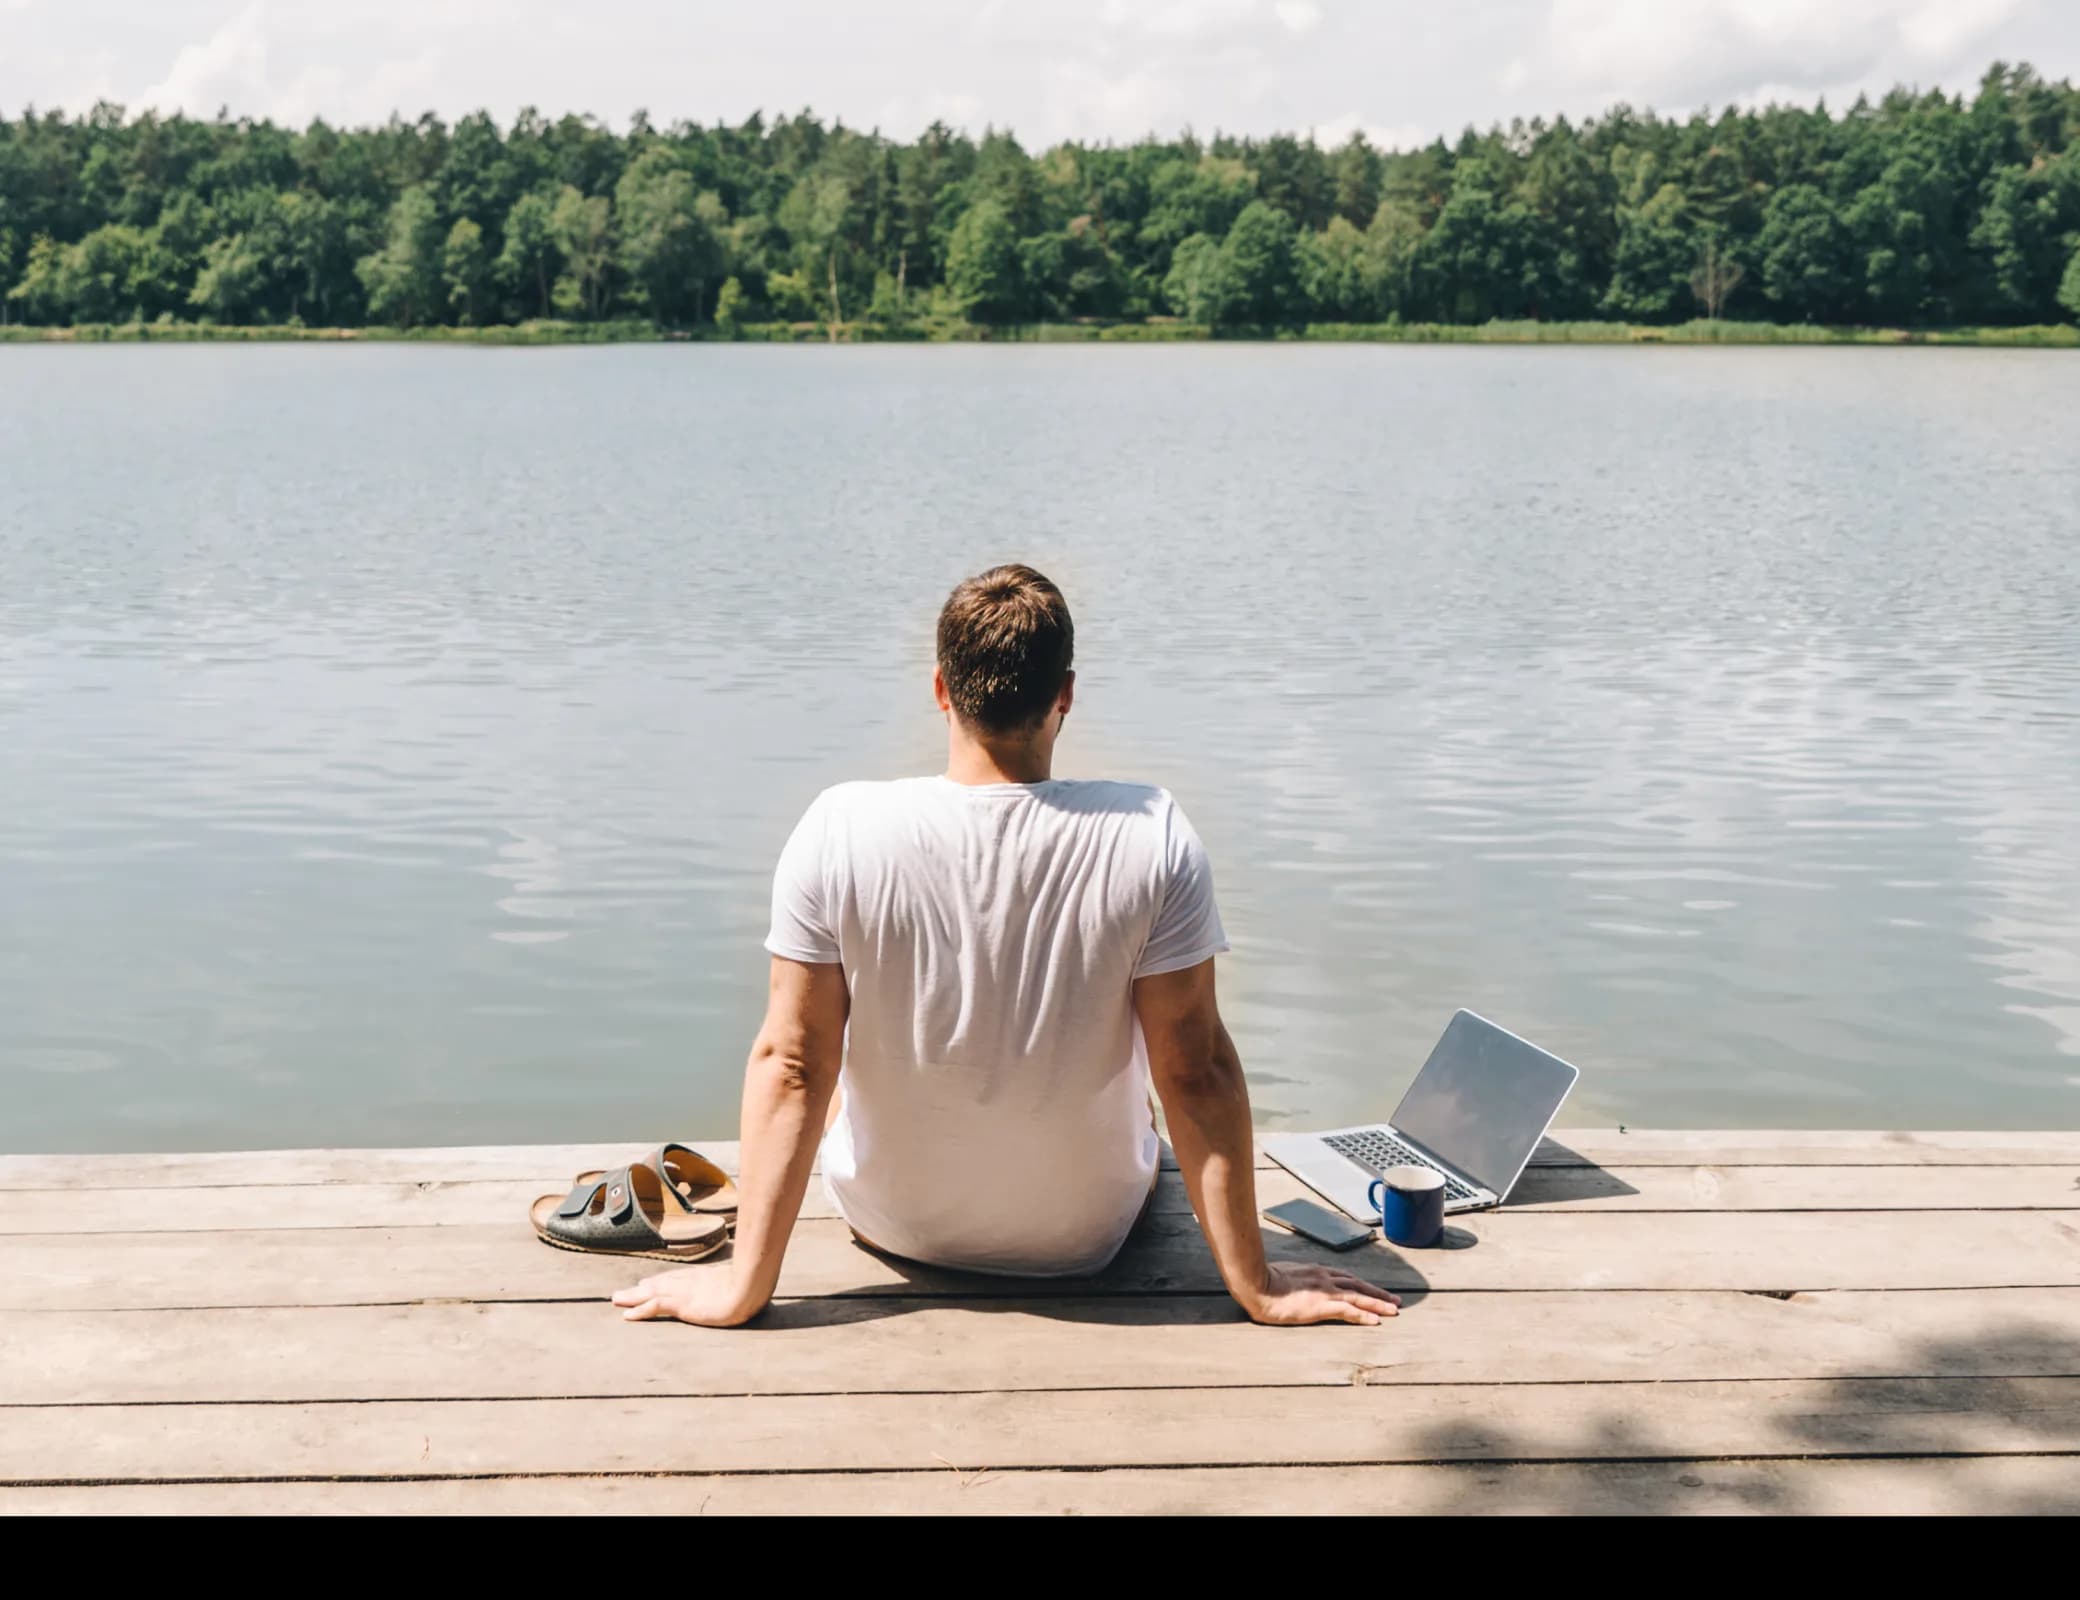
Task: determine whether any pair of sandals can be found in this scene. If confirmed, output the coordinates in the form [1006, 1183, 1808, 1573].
[529, 1143, 739, 1263]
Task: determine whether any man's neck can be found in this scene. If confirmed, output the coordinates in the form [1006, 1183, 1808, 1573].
[944, 730, 1053, 786]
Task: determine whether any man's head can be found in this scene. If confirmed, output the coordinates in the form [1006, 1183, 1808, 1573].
[934, 564, 1076, 740]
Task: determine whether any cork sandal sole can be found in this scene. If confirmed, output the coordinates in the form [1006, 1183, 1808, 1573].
[528, 1210, 729, 1264]
[528, 1176, 730, 1262]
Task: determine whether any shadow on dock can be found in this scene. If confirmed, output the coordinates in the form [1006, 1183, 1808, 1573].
[755, 1209, 1435, 1328]
[1396, 1322, 2080, 1515]
[1508, 1135, 1642, 1205]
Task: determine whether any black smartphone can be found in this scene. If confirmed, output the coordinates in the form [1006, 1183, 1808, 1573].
[1262, 1197, 1375, 1250]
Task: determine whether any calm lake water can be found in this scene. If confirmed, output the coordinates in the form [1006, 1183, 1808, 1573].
[3, 342, 2077, 1152]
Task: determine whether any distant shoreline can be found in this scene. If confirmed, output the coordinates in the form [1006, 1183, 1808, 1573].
[4, 318, 2074, 349]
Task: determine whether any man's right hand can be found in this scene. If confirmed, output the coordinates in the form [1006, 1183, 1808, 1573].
[1243, 1261, 1401, 1326]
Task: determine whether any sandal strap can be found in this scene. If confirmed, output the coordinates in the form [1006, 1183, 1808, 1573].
[543, 1166, 665, 1249]
[555, 1176, 605, 1220]
[651, 1143, 731, 1210]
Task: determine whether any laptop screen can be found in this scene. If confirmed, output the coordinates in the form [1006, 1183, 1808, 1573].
[1390, 1011, 1579, 1197]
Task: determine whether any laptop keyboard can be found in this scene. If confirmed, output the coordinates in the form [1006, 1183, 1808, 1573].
[1325, 1129, 1479, 1203]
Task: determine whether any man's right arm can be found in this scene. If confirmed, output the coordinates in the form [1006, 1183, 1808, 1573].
[1135, 958, 1399, 1327]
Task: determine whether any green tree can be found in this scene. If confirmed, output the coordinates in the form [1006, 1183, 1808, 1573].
[1412, 170, 1558, 322]
[1757, 183, 1856, 322]
[1299, 216, 1375, 320]
[1603, 185, 1695, 319]
[1054, 215, 1127, 316]
[356, 185, 445, 327]
[1219, 200, 1300, 324]
[616, 149, 729, 325]
[2059, 243, 2080, 323]
[189, 233, 268, 322]
[276, 193, 352, 324]
[436, 110, 517, 234]
[5, 234, 70, 323]
[1688, 230, 1745, 319]
[1362, 199, 1423, 320]
[1142, 155, 1256, 270]
[66, 224, 162, 321]
[944, 198, 1022, 322]
[442, 217, 490, 323]
[1162, 232, 1235, 324]
[1970, 166, 2064, 316]
[763, 269, 818, 321]
[778, 173, 858, 324]
[497, 191, 560, 320]
[1330, 132, 1382, 227]
[1517, 119, 1613, 316]
[549, 185, 613, 319]
[1252, 135, 1330, 230]
[1846, 150, 1959, 324]
[714, 273, 746, 335]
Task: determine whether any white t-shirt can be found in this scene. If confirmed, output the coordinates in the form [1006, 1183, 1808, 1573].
[765, 776, 1229, 1276]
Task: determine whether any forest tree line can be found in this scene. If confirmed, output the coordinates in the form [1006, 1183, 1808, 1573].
[3, 61, 2078, 333]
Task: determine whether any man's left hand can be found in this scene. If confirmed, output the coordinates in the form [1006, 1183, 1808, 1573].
[612, 1263, 763, 1327]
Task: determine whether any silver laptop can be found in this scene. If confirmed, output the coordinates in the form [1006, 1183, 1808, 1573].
[1263, 1010, 1580, 1220]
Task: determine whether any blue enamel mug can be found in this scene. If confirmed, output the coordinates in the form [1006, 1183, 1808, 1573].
[1369, 1164, 1446, 1248]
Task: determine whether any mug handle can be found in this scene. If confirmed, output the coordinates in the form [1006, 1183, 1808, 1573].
[1367, 1178, 1386, 1221]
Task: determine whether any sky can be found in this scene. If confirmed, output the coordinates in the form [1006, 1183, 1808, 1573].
[4, 0, 2078, 148]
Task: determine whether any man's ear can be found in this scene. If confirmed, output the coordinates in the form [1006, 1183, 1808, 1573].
[1058, 670, 1076, 717]
[932, 663, 952, 714]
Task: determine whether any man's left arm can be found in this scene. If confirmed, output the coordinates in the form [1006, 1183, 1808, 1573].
[614, 955, 847, 1326]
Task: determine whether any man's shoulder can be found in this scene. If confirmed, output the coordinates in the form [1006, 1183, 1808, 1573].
[807, 777, 933, 816]
[1044, 778, 1176, 815]
[806, 776, 1186, 827]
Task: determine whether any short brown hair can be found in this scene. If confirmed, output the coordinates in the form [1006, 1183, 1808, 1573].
[936, 564, 1075, 735]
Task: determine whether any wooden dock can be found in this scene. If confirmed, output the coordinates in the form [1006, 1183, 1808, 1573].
[3, 1129, 2078, 1515]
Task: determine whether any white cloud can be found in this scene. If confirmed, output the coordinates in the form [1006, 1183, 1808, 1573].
[1099, 0, 1262, 38]
[2, 0, 2072, 150]
[1899, 0, 2029, 59]
[1097, 0, 1328, 41]
[133, 4, 437, 126]
[137, 2, 271, 115]
[1544, 0, 2030, 108]
[873, 88, 985, 136]
[1040, 61, 1184, 141]
[1313, 112, 1432, 152]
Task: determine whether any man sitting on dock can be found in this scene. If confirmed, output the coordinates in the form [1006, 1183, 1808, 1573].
[614, 564, 1398, 1328]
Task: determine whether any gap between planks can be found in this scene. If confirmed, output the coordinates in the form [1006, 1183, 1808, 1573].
[5, 1456, 2077, 1515]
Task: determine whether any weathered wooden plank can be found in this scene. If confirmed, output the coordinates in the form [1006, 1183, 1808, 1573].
[0, 1180, 566, 1234]
[7, 1377, 2075, 1484]
[0, 1143, 661, 1190]
[6, 1287, 2076, 1406]
[5, 1162, 2076, 1236]
[1506, 1164, 2080, 1211]
[6, 1456, 2076, 1516]
[1535, 1130, 2080, 1163]
[8, 1130, 2079, 1192]
[5, 1206, 2076, 1312]
[0, 1140, 1169, 1189]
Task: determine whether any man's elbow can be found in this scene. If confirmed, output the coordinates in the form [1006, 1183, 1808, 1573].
[1150, 1043, 1247, 1105]
[748, 1035, 829, 1098]
[1148, 1023, 1239, 1098]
